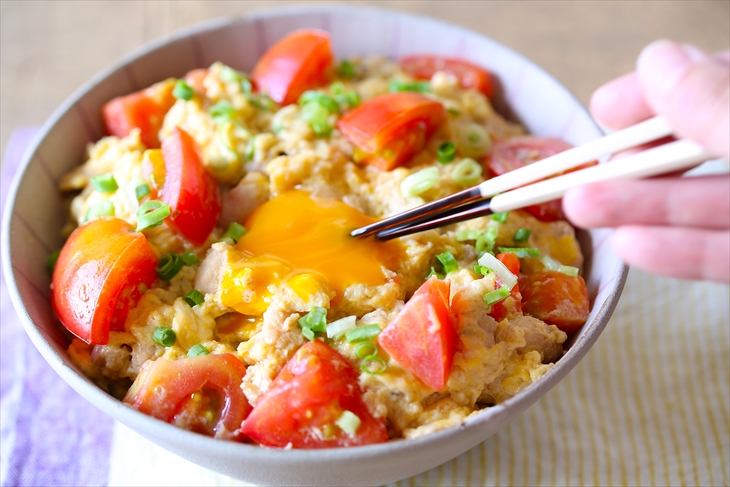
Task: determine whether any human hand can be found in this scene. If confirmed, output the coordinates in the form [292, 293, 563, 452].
[563, 40, 730, 283]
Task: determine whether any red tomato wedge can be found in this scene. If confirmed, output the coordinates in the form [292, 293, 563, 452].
[158, 127, 221, 244]
[337, 92, 446, 170]
[102, 78, 176, 149]
[242, 340, 387, 448]
[518, 270, 590, 333]
[251, 29, 334, 106]
[488, 252, 523, 322]
[378, 277, 456, 390]
[484, 136, 597, 221]
[124, 354, 250, 440]
[51, 218, 158, 345]
[400, 55, 493, 98]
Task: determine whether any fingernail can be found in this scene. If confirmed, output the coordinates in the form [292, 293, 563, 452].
[637, 40, 708, 99]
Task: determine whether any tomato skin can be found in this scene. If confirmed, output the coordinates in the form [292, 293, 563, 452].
[485, 136, 597, 221]
[102, 79, 176, 148]
[518, 270, 590, 333]
[400, 55, 493, 98]
[338, 92, 445, 170]
[488, 252, 523, 322]
[124, 354, 250, 440]
[183, 68, 208, 93]
[159, 127, 221, 244]
[242, 340, 387, 448]
[51, 218, 158, 345]
[378, 277, 455, 390]
[251, 29, 333, 106]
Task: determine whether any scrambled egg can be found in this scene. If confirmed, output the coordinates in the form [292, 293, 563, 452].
[63, 57, 575, 440]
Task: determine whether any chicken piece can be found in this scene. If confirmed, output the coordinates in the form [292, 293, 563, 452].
[219, 172, 270, 228]
[508, 315, 566, 362]
[238, 308, 305, 406]
[446, 275, 510, 406]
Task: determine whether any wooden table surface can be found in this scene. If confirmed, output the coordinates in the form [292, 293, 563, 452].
[1, 1, 728, 163]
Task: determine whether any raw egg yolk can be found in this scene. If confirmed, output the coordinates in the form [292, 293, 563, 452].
[235, 190, 402, 299]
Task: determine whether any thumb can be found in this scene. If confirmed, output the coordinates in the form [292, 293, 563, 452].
[637, 40, 730, 158]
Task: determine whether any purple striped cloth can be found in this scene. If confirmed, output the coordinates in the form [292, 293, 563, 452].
[1, 128, 115, 487]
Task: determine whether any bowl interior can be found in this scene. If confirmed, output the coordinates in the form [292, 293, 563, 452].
[2, 5, 626, 486]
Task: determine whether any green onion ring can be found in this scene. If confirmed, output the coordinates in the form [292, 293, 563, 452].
[451, 158, 483, 186]
[354, 342, 378, 359]
[360, 355, 387, 375]
[156, 253, 184, 281]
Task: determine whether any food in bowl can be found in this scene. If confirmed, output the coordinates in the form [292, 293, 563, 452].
[49, 29, 590, 448]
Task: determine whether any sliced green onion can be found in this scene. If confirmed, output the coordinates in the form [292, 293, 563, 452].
[491, 211, 509, 223]
[452, 158, 483, 186]
[338, 60, 356, 78]
[152, 326, 177, 347]
[183, 289, 205, 307]
[47, 249, 61, 274]
[85, 200, 115, 222]
[437, 141, 456, 164]
[220, 65, 244, 83]
[134, 183, 151, 200]
[478, 252, 518, 290]
[436, 251, 459, 274]
[222, 222, 247, 243]
[300, 100, 330, 122]
[354, 342, 378, 359]
[540, 255, 579, 276]
[558, 265, 580, 276]
[299, 91, 340, 114]
[389, 79, 430, 93]
[249, 94, 274, 111]
[475, 223, 499, 256]
[483, 285, 510, 305]
[335, 90, 361, 109]
[326, 315, 357, 339]
[360, 355, 387, 374]
[173, 79, 194, 101]
[447, 107, 461, 116]
[474, 264, 492, 276]
[187, 344, 210, 357]
[311, 121, 333, 137]
[300, 100, 334, 136]
[335, 410, 361, 436]
[345, 324, 381, 343]
[426, 266, 445, 280]
[498, 247, 541, 259]
[298, 306, 327, 333]
[301, 326, 315, 341]
[457, 122, 491, 158]
[330, 81, 345, 95]
[456, 229, 481, 241]
[513, 228, 532, 243]
[156, 253, 184, 280]
[345, 90, 360, 107]
[91, 174, 118, 193]
[240, 78, 253, 95]
[400, 167, 440, 197]
[210, 100, 236, 123]
[135, 200, 170, 231]
[180, 251, 200, 266]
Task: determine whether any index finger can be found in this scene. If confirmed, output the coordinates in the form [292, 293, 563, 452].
[590, 72, 654, 130]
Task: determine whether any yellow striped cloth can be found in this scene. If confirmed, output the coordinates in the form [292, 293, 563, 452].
[108, 269, 730, 487]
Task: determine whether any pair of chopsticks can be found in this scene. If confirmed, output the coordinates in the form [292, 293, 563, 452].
[351, 116, 712, 240]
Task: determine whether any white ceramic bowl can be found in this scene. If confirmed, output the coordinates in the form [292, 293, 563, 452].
[2, 5, 626, 486]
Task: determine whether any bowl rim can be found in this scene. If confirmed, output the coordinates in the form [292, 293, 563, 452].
[1, 2, 628, 463]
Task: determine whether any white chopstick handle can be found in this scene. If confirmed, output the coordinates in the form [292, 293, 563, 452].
[489, 139, 711, 213]
[478, 116, 673, 198]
